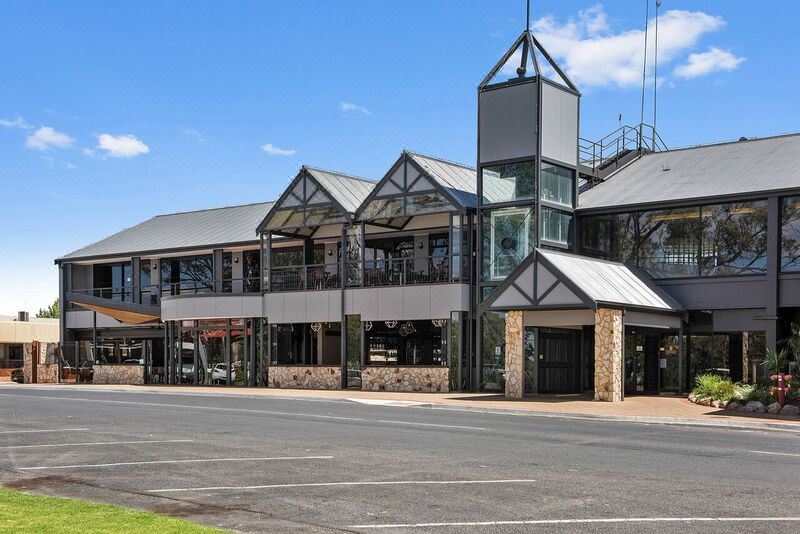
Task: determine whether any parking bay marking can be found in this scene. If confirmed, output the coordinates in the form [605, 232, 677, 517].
[749, 450, 800, 458]
[148, 478, 538, 493]
[347, 517, 800, 529]
[18, 455, 333, 471]
[0, 439, 194, 450]
[0, 393, 487, 431]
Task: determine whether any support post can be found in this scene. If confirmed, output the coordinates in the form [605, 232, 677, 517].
[594, 307, 623, 402]
[504, 310, 524, 399]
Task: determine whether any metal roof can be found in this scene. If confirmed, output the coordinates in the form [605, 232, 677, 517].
[58, 201, 273, 261]
[538, 249, 683, 312]
[304, 166, 376, 214]
[405, 151, 477, 208]
[579, 133, 800, 210]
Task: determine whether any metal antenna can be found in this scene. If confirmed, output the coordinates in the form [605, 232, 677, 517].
[653, 0, 661, 148]
[526, 0, 531, 31]
[639, 0, 650, 150]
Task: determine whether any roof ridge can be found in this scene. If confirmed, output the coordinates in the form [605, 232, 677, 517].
[659, 131, 800, 154]
[303, 165, 376, 184]
[153, 200, 274, 218]
[405, 150, 476, 171]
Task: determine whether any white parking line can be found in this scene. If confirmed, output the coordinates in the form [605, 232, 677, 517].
[0, 428, 90, 435]
[148, 478, 537, 494]
[0, 439, 194, 450]
[18, 455, 333, 470]
[347, 517, 800, 529]
[0, 393, 487, 431]
[749, 450, 800, 458]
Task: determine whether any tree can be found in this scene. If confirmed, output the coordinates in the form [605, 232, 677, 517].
[36, 299, 59, 319]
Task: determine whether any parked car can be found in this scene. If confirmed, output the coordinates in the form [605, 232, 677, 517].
[10, 368, 24, 383]
[211, 363, 235, 384]
[122, 359, 143, 365]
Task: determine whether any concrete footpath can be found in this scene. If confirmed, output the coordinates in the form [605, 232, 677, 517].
[5, 382, 800, 433]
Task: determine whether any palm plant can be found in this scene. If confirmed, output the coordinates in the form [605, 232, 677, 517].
[761, 348, 788, 375]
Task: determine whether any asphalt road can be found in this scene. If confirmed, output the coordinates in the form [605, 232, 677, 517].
[0, 385, 799, 533]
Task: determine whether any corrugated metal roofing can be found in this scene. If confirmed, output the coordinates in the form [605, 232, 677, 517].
[406, 151, 478, 208]
[579, 133, 800, 210]
[539, 249, 683, 311]
[58, 201, 273, 261]
[305, 166, 376, 214]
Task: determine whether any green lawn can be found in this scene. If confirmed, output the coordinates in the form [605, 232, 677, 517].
[0, 488, 224, 533]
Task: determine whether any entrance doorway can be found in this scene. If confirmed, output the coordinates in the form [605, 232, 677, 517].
[537, 328, 581, 393]
[624, 330, 680, 395]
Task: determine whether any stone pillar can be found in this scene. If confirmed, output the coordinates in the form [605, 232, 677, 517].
[742, 332, 750, 383]
[504, 310, 523, 399]
[594, 307, 623, 402]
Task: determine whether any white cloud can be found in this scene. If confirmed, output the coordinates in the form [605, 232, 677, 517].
[339, 102, 371, 115]
[261, 143, 297, 156]
[25, 126, 75, 151]
[96, 133, 150, 158]
[181, 128, 208, 144]
[531, 5, 729, 88]
[65, 162, 77, 169]
[674, 47, 745, 78]
[0, 115, 31, 129]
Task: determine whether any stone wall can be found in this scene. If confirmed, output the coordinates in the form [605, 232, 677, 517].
[22, 342, 33, 383]
[594, 307, 623, 402]
[267, 366, 341, 390]
[36, 364, 60, 383]
[93, 364, 145, 385]
[361, 366, 449, 393]
[504, 310, 524, 399]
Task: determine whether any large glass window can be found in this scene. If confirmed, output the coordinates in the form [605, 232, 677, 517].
[482, 207, 535, 280]
[92, 262, 133, 301]
[541, 207, 572, 246]
[781, 196, 800, 272]
[580, 213, 637, 264]
[540, 163, 574, 208]
[160, 255, 213, 295]
[481, 161, 535, 204]
[637, 208, 701, 278]
[700, 201, 768, 275]
[361, 192, 454, 220]
[480, 312, 505, 392]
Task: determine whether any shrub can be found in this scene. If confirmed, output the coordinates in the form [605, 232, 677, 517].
[692, 373, 739, 401]
[739, 384, 775, 405]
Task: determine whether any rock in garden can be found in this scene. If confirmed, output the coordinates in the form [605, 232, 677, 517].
[745, 401, 766, 413]
[688, 394, 697, 403]
[766, 402, 782, 415]
[779, 404, 800, 416]
[725, 401, 740, 411]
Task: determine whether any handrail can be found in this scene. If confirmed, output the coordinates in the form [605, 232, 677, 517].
[579, 122, 668, 179]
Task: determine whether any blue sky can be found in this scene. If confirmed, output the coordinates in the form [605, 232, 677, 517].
[1, 0, 798, 314]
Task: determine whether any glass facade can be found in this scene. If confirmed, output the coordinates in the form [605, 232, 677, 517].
[781, 195, 800, 271]
[540, 163, 574, 208]
[480, 311, 505, 392]
[580, 200, 769, 278]
[541, 207, 572, 246]
[161, 255, 214, 294]
[481, 161, 535, 204]
[481, 206, 535, 281]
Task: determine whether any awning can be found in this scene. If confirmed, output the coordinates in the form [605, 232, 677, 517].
[481, 249, 684, 315]
[67, 292, 161, 325]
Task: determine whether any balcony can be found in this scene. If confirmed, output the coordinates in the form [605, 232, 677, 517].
[269, 264, 341, 292]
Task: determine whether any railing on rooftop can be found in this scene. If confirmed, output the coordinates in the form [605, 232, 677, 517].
[578, 123, 668, 180]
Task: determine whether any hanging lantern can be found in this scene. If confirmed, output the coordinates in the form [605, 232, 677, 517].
[310, 322, 322, 332]
[432, 318, 443, 328]
[385, 320, 397, 329]
[364, 321, 373, 332]
[403, 321, 415, 334]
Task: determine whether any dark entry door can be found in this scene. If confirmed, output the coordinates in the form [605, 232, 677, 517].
[538, 329, 580, 393]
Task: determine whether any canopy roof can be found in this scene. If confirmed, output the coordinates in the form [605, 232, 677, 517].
[483, 249, 683, 314]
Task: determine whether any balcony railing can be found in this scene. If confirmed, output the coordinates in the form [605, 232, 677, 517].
[269, 264, 341, 292]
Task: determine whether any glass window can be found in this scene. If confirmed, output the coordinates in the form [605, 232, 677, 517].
[482, 207, 535, 281]
[161, 255, 213, 294]
[242, 250, 261, 292]
[700, 201, 768, 275]
[361, 197, 405, 220]
[541, 207, 572, 246]
[580, 213, 637, 264]
[480, 312, 505, 392]
[781, 196, 800, 272]
[481, 161, 536, 204]
[540, 163, 574, 208]
[637, 208, 701, 278]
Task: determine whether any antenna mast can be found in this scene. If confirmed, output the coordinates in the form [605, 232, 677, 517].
[526, 0, 531, 31]
[653, 0, 661, 148]
[639, 0, 650, 150]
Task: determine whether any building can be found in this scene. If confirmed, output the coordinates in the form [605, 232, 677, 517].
[55, 23, 800, 400]
[0, 313, 59, 381]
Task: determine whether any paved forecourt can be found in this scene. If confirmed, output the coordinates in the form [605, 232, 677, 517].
[0, 385, 799, 533]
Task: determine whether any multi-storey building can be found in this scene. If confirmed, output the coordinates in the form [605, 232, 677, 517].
[55, 24, 800, 400]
